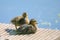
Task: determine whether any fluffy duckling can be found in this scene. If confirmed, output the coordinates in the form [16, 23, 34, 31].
[17, 19, 38, 34]
[11, 12, 29, 30]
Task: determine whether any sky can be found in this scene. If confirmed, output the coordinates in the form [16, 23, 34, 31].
[0, 0, 60, 30]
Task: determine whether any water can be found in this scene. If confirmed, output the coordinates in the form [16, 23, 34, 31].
[0, 0, 60, 30]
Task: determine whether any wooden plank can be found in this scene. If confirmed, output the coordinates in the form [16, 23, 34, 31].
[0, 23, 60, 40]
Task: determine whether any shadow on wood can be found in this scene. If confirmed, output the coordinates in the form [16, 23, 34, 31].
[5, 29, 34, 35]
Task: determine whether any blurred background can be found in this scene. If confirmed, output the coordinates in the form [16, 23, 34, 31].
[0, 0, 60, 30]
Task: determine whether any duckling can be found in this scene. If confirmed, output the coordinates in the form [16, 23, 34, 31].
[11, 12, 29, 30]
[27, 19, 38, 33]
[17, 19, 38, 34]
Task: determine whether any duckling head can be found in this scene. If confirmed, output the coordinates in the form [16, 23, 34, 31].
[29, 19, 38, 27]
[22, 12, 28, 18]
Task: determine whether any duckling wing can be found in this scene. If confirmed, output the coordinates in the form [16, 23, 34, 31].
[18, 18, 27, 25]
[22, 25, 37, 34]
[17, 24, 37, 34]
[11, 16, 23, 24]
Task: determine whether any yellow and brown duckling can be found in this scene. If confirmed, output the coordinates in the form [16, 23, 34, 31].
[11, 12, 29, 30]
[17, 19, 38, 34]
[27, 19, 38, 33]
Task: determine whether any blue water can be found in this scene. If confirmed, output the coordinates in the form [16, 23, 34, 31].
[0, 0, 60, 30]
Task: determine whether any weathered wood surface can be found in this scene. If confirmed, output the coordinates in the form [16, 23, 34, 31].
[0, 23, 60, 40]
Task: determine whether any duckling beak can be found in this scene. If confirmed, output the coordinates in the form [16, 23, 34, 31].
[35, 22, 38, 24]
[36, 23, 38, 24]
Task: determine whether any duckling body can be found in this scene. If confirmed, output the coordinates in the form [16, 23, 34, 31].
[17, 19, 37, 34]
[22, 24, 37, 34]
[11, 16, 22, 26]
[11, 12, 29, 30]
